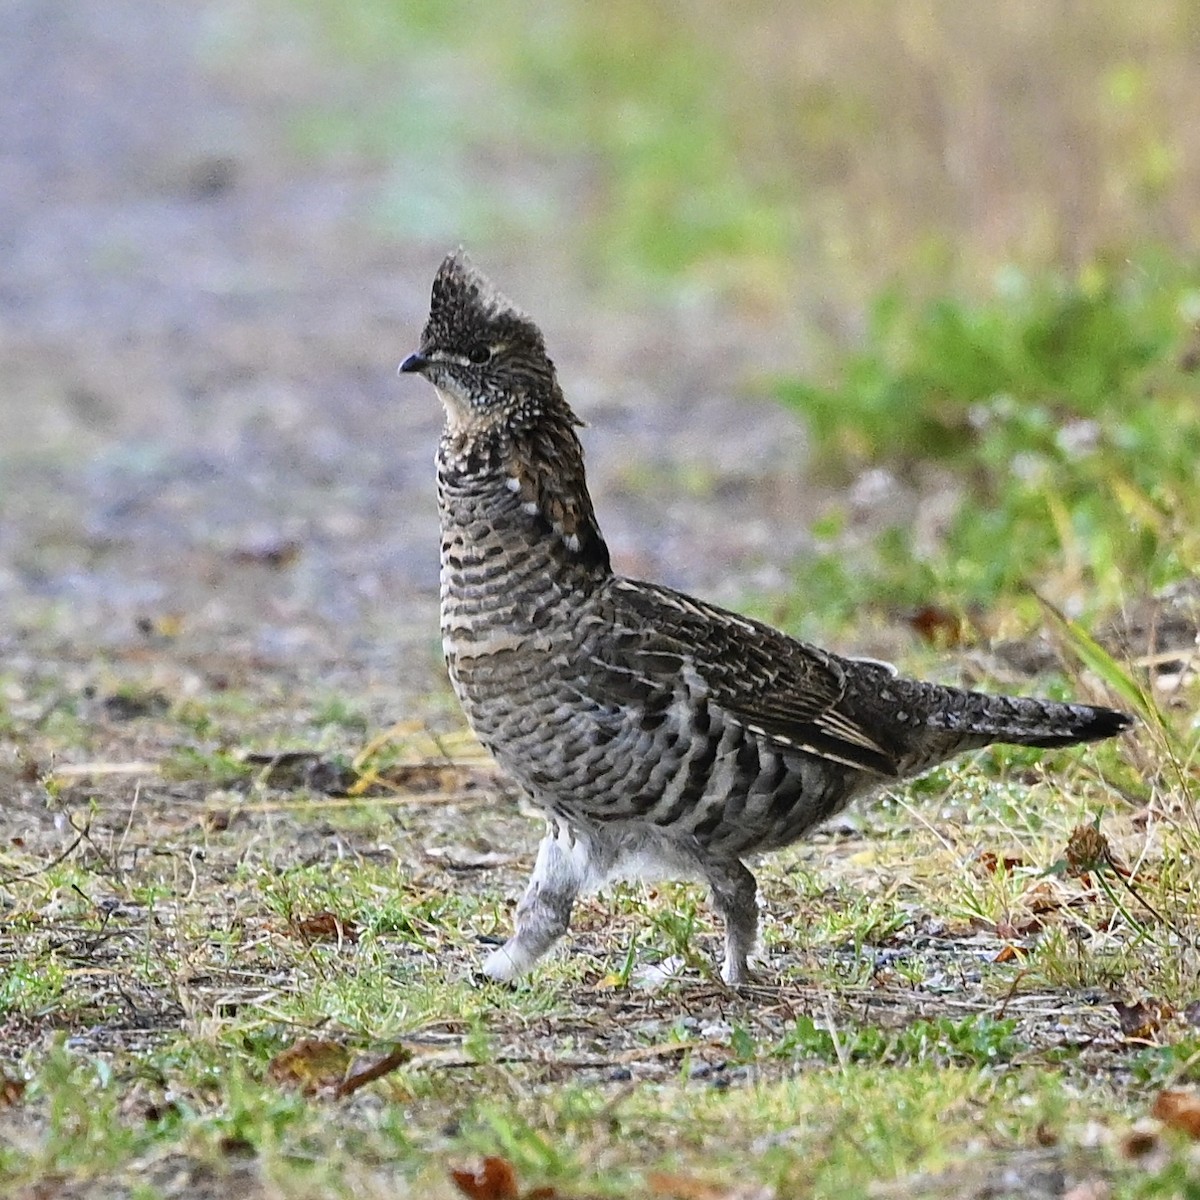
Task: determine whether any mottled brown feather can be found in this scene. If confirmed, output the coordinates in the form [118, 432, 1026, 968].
[401, 250, 1134, 986]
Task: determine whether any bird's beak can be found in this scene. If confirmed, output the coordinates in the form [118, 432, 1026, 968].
[398, 352, 429, 375]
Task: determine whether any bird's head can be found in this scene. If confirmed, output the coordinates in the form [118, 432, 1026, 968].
[400, 250, 561, 433]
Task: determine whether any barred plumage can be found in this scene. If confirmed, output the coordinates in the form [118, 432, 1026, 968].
[400, 250, 1133, 986]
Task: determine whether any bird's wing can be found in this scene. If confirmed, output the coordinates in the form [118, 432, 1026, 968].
[599, 578, 902, 777]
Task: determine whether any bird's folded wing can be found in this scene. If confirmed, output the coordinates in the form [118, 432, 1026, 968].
[600, 579, 902, 777]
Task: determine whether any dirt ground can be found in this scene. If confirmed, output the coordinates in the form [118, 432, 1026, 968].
[0, 0, 822, 674]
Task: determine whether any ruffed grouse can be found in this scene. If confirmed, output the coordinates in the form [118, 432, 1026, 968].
[399, 251, 1132, 986]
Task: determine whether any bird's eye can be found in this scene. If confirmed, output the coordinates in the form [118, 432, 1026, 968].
[467, 344, 492, 365]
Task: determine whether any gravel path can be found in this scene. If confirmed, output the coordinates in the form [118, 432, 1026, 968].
[1, 1, 822, 726]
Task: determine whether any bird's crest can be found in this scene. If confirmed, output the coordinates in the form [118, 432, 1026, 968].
[428, 248, 532, 336]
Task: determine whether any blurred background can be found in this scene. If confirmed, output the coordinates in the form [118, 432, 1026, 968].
[3, 0, 1199, 725]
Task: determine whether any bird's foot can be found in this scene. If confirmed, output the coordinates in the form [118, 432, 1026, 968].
[481, 942, 528, 982]
[720, 954, 767, 989]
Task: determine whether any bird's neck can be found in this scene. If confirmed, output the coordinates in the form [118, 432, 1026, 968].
[437, 405, 611, 579]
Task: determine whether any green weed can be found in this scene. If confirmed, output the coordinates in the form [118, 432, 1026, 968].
[774, 1013, 1023, 1069]
[780, 264, 1185, 465]
[776, 258, 1200, 619]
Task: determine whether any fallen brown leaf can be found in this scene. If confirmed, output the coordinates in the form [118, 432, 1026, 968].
[267, 1039, 410, 1100]
[975, 849, 1026, 874]
[1114, 1000, 1171, 1042]
[334, 1046, 411, 1098]
[267, 1038, 352, 1095]
[908, 604, 965, 648]
[1119, 1127, 1160, 1159]
[1033, 1121, 1058, 1146]
[994, 915, 1044, 939]
[288, 911, 359, 944]
[0, 1075, 26, 1106]
[1024, 877, 1087, 914]
[648, 1175, 725, 1200]
[450, 1156, 522, 1200]
[1152, 1089, 1200, 1139]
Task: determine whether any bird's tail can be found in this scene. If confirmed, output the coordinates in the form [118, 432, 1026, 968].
[926, 688, 1134, 749]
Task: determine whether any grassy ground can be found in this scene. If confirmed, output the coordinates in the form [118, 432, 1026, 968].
[1, 639, 1197, 1198]
[4, 2, 1200, 1198]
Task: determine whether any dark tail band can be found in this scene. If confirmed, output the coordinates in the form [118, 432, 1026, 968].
[1013, 703, 1134, 748]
